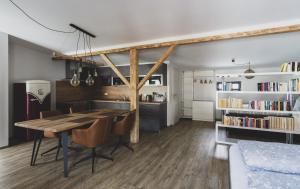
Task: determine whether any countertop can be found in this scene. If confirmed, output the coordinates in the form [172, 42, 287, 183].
[93, 99, 167, 105]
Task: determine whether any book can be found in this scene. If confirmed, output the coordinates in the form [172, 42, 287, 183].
[280, 62, 300, 72]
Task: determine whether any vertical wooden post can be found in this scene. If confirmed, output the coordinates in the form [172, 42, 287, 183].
[129, 49, 139, 143]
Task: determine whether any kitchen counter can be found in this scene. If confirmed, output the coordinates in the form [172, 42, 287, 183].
[92, 100, 167, 132]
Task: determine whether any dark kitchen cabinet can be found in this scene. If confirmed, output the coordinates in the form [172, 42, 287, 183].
[93, 101, 130, 110]
[92, 100, 166, 132]
[65, 62, 167, 87]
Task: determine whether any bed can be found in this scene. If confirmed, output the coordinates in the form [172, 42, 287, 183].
[229, 140, 300, 189]
[229, 144, 249, 189]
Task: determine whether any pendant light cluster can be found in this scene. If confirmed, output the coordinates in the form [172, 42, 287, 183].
[70, 28, 98, 87]
[8, 0, 97, 87]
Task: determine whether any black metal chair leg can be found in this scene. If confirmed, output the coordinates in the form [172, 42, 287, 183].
[33, 135, 42, 166]
[97, 154, 113, 161]
[110, 137, 121, 155]
[110, 143, 120, 155]
[73, 155, 92, 166]
[41, 146, 58, 156]
[123, 143, 134, 152]
[30, 134, 38, 166]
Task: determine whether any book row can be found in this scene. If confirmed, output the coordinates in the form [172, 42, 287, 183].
[223, 115, 295, 131]
[218, 98, 243, 108]
[257, 79, 300, 92]
[248, 100, 291, 111]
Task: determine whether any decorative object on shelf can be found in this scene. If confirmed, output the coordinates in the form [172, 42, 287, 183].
[70, 70, 80, 87]
[244, 62, 255, 79]
[209, 80, 213, 84]
[217, 81, 241, 91]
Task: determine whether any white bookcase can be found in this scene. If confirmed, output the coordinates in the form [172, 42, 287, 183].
[215, 71, 300, 145]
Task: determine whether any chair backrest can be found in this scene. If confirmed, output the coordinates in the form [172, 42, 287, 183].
[114, 110, 136, 135]
[87, 116, 113, 146]
[40, 110, 62, 119]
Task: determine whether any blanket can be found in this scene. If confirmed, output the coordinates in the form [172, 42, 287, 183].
[238, 140, 300, 174]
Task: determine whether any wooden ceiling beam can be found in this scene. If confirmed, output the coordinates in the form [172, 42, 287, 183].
[72, 23, 300, 56]
[137, 45, 176, 90]
[52, 52, 99, 65]
[100, 54, 130, 87]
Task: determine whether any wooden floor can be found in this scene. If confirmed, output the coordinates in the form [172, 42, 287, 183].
[0, 120, 229, 189]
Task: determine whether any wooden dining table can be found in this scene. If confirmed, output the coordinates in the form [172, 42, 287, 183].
[14, 108, 129, 177]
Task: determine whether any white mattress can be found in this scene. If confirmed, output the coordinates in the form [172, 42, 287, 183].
[229, 144, 249, 189]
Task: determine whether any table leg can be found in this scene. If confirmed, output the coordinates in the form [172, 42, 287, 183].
[30, 133, 37, 166]
[61, 131, 68, 177]
[32, 135, 42, 166]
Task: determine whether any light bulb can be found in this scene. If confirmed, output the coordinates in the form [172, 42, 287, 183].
[78, 65, 82, 73]
[85, 72, 95, 86]
[70, 72, 80, 87]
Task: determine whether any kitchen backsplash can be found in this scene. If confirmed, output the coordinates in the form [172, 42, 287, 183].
[96, 85, 167, 101]
[139, 86, 167, 96]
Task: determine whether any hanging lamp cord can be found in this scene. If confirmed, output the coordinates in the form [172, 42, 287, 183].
[9, 0, 76, 34]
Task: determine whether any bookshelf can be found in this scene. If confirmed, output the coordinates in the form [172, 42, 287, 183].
[215, 71, 300, 145]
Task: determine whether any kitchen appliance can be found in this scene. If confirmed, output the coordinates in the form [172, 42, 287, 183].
[153, 93, 166, 102]
[146, 95, 153, 102]
[13, 80, 51, 140]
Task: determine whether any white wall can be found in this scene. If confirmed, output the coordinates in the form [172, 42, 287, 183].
[167, 62, 182, 126]
[0, 32, 9, 147]
[182, 71, 194, 118]
[9, 37, 65, 138]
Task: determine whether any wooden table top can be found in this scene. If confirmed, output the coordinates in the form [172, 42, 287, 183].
[14, 109, 129, 133]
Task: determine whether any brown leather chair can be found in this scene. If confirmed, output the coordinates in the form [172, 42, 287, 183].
[110, 110, 136, 155]
[39, 110, 63, 161]
[72, 117, 113, 173]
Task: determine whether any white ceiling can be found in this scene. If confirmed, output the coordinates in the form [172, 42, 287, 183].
[1, 0, 300, 68]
